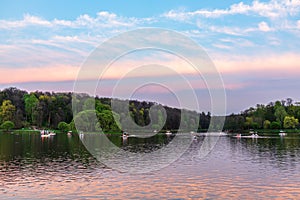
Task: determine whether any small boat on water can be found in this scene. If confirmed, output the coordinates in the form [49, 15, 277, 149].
[249, 133, 259, 138]
[122, 132, 129, 139]
[234, 133, 262, 138]
[41, 134, 50, 138]
[165, 130, 172, 136]
[40, 130, 55, 137]
[199, 132, 228, 137]
[49, 132, 56, 136]
[279, 130, 286, 136]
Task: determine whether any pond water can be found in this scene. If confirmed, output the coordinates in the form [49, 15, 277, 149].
[1, 132, 300, 199]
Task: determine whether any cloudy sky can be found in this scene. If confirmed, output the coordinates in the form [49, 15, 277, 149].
[1, 0, 300, 114]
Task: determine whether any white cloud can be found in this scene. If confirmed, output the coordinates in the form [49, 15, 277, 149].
[97, 11, 117, 18]
[212, 43, 232, 49]
[0, 2, 299, 79]
[258, 21, 272, 32]
[0, 12, 140, 30]
[53, 19, 73, 26]
[0, 14, 52, 29]
[267, 37, 281, 46]
[208, 26, 246, 36]
[219, 38, 255, 47]
[163, 0, 300, 20]
[161, 0, 300, 37]
[229, 2, 251, 14]
[23, 14, 52, 26]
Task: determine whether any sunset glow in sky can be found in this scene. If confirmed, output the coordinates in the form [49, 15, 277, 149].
[1, 0, 300, 113]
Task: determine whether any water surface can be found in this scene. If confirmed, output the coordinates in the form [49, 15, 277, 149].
[1, 132, 300, 199]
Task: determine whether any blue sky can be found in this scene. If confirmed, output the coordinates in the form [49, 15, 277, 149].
[0, 0, 300, 114]
[0, 0, 245, 19]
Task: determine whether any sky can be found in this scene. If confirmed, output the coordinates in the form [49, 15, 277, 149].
[0, 0, 300, 114]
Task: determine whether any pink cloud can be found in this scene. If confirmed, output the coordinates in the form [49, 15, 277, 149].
[1, 52, 299, 93]
[0, 65, 79, 84]
[214, 53, 300, 77]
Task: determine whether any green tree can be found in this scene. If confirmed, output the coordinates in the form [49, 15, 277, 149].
[224, 114, 244, 131]
[97, 110, 120, 132]
[83, 98, 95, 110]
[244, 117, 253, 129]
[263, 120, 271, 129]
[24, 93, 38, 123]
[69, 120, 76, 131]
[157, 110, 164, 128]
[38, 95, 56, 127]
[96, 100, 111, 112]
[0, 121, 15, 131]
[74, 110, 98, 132]
[274, 106, 287, 127]
[270, 121, 281, 129]
[283, 116, 299, 129]
[0, 100, 16, 123]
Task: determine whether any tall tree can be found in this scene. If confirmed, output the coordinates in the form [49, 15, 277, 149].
[24, 93, 39, 123]
[0, 100, 16, 123]
[263, 120, 271, 129]
[274, 106, 287, 127]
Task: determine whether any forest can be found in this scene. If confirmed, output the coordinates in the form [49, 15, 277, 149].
[0, 87, 299, 132]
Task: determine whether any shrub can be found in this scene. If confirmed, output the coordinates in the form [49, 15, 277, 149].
[0, 121, 15, 131]
[270, 121, 281, 129]
[57, 121, 70, 132]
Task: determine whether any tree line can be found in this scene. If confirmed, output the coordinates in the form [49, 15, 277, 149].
[0, 87, 298, 132]
[224, 98, 300, 132]
[0, 87, 206, 132]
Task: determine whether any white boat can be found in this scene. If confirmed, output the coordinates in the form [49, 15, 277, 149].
[41, 134, 50, 138]
[49, 132, 56, 136]
[122, 132, 129, 139]
[279, 130, 286, 136]
[200, 132, 228, 137]
[250, 134, 259, 138]
[40, 130, 55, 137]
[165, 131, 172, 135]
[241, 134, 260, 138]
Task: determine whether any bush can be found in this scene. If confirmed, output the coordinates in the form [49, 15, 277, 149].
[270, 121, 281, 129]
[69, 121, 76, 131]
[1, 121, 15, 131]
[263, 120, 271, 129]
[57, 121, 70, 132]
